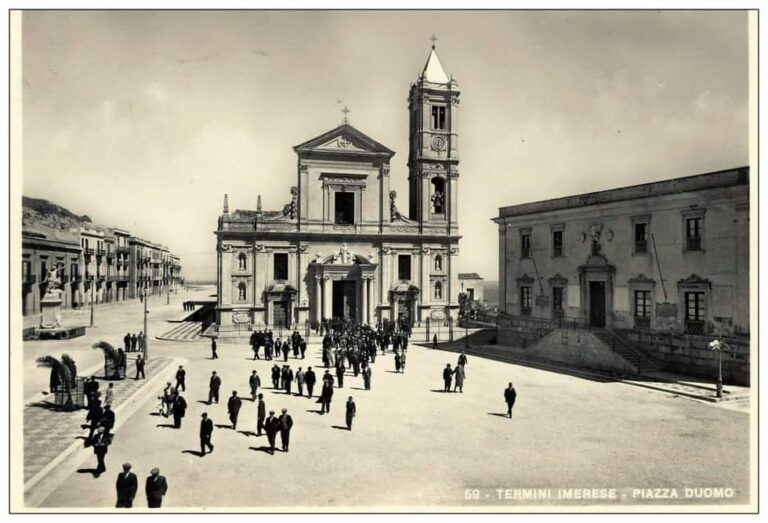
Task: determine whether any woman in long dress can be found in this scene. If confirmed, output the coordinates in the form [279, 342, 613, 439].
[453, 364, 466, 393]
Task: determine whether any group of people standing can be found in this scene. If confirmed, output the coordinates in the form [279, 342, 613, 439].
[442, 352, 469, 393]
[249, 329, 307, 361]
[122, 332, 145, 353]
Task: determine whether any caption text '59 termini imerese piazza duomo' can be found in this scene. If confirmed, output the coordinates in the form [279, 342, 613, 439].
[215, 46, 461, 331]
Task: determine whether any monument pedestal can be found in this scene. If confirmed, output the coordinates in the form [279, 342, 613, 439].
[39, 291, 63, 330]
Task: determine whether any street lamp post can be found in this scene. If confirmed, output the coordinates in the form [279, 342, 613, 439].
[143, 287, 149, 362]
[166, 281, 170, 305]
[89, 278, 94, 327]
[708, 339, 727, 398]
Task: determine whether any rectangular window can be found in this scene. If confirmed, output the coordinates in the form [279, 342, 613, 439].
[273, 253, 288, 280]
[686, 217, 702, 251]
[520, 286, 532, 316]
[334, 192, 355, 225]
[634, 222, 648, 253]
[521, 233, 530, 259]
[552, 287, 564, 316]
[71, 262, 78, 279]
[684, 291, 706, 334]
[398, 255, 412, 281]
[22, 260, 31, 282]
[431, 106, 446, 130]
[634, 290, 650, 318]
[552, 230, 563, 257]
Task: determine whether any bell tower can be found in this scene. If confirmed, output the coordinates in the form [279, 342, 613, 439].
[407, 41, 460, 229]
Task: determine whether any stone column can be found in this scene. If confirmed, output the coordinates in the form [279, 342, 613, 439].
[361, 277, 368, 324]
[323, 276, 332, 319]
[315, 276, 322, 323]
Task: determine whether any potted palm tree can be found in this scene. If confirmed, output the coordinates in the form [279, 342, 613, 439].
[36, 356, 73, 410]
[92, 341, 125, 379]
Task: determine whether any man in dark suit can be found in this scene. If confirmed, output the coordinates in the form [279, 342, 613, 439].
[211, 338, 218, 359]
[256, 393, 266, 436]
[432, 333, 438, 350]
[304, 367, 316, 398]
[443, 364, 453, 392]
[362, 364, 372, 390]
[86, 397, 103, 440]
[200, 412, 214, 455]
[283, 366, 294, 395]
[115, 462, 138, 508]
[278, 408, 293, 452]
[131, 333, 138, 352]
[91, 426, 110, 477]
[99, 405, 116, 436]
[504, 382, 517, 418]
[227, 390, 242, 429]
[345, 396, 356, 430]
[335, 361, 345, 388]
[135, 355, 145, 380]
[172, 393, 187, 429]
[208, 371, 221, 404]
[249, 370, 261, 400]
[458, 352, 468, 367]
[123, 333, 131, 353]
[264, 410, 280, 454]
[175, 365, 186, 392]
[145, 467, 168, 508]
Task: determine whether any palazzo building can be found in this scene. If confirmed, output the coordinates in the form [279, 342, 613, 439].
[215, 46, 462, 328]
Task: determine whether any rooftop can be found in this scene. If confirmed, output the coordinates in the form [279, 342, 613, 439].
[496, 166, 749, 220]
[458, 273, 483, 280]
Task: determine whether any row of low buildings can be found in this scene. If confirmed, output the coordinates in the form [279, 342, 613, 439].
[22, 223, 183, 317]
[493, 166, 750, 384]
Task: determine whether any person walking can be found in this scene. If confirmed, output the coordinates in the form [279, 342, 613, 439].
[296, 367, 305, 397]
[264, 410, 280, 454]
[305, 367, 316, 398]
[104, 382, 114, 407]
[91, 426, 110, 477]
[115, 463, 138, 508]
[175, 365, 186, 392]
[284, 366, 294, 395]
[362, 364, 372, 390]
[271, 364, 280, 389]
[335, 361, 345, 388]
[278, 408, 293, 452]
[99, 405, 116, 436]
[400, 351, 407, 373]
[86, 398, 103, 441]
[227, 390, 242, 430]
[345, 396, 356, 430]
[504, 382, 517, 418]
[256, 393, 266, 436]
[458, 352, 468, 368]
[453, 364, 465, 393]
[199, 412, 214, 455]
[145, 468, 168, 508]
[249, 370, 261, 400]
[208, 371, 221, 404]
[319, 380, 334, 414]
[135, 354, 145, 380]
[394, 352, 402, 373]
[172, 393, 187, 429]
[211, 338, 218, 359]
[432, 333, 438, 350]
[442, 364, 453, 392]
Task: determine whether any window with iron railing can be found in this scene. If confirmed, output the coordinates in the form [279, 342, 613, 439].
[684, 291, 706, 334]
[520, 286, 532, 316]
[634, 222, 648, 254]
[634, 290, 651, 330]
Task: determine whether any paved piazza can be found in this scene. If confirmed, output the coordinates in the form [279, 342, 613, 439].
[22, 287, 749, 509]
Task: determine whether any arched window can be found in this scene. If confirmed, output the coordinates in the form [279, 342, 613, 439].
[434, 281, 443, 300]
[238, 253, 247, 271]
[431, 177, 446, 214]
[434, 254, 443, 272]
[238, 282, 247, 302]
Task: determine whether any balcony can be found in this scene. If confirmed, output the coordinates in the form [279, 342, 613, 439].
[634, 316, 651, 330]
[685, 319, 706, 335]
[83, 248, 94, 257]
[96, 248, 106, 257]
[106, 250, 115, 260]
[117, 246, 129, 254]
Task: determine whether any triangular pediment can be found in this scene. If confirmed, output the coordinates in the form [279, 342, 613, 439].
[293, 124, 395, 157]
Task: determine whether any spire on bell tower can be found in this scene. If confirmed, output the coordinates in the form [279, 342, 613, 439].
[223, 194, 229, 214]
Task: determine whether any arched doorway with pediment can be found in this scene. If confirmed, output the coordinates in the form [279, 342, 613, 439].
[310, 244, 377, 324]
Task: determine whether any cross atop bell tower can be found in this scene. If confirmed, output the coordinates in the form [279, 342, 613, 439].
[407, 43, 460, 229]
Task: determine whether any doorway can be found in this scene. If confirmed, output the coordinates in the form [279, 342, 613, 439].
[332, 280, 357, 320]
[273, 301, 289, 328]
[589, 281, 606, 327]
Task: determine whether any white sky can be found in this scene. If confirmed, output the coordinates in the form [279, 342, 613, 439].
[21, 10, 749, 282]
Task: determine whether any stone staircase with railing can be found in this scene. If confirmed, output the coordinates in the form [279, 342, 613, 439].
[591, 327, 657, 373]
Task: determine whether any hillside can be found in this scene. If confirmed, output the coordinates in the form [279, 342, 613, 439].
[22, 196, 92, 231]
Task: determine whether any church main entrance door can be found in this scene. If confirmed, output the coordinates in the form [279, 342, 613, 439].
[273, 301, 289, 328]
[332, 280, 357, 320]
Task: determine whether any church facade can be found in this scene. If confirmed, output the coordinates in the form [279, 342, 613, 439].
[215, 47, 462, 329]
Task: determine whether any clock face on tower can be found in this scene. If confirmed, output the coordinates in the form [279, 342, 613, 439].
[431, 136, 447, 152]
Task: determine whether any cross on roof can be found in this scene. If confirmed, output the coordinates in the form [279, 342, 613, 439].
[430, 34, 438, 49]
[342, 105, 350, 124]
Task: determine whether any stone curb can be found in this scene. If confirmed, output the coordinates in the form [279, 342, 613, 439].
[24, 356, 184, 508]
